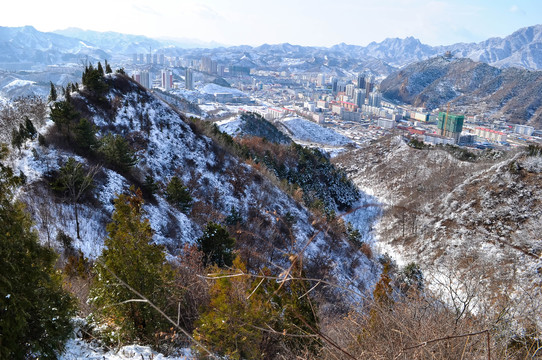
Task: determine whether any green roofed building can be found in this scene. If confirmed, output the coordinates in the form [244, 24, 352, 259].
[437, 112, 464, 144]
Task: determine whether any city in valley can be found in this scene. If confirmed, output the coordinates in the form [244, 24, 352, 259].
[127, 51, 541, 156]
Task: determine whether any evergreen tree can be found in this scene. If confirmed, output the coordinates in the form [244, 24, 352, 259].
[164, 176, 192, 213]
[0, 145, 76, 359]
[24, 117, 37, 140]
[82, 63, 108, 95]
[105, 60, 112, 74]
[97, 61, 104, 76]
[48, 81, 57, 102]
[194, 258, 273, 359]
[98, 134, 138, 173]
[49, 99, 79, 136]
[142, 174, 159, 196]
[194, 257, 320, 359]
[74, 118, 97, 154]
[197, 222, 235, 268]
[11, 128, 23, 151]
[90, 188, 174, 345]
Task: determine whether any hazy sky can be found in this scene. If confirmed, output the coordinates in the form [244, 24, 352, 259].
[2, 0, 541, 46]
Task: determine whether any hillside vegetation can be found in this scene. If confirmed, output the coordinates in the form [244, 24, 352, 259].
[335, 136, 542, 348]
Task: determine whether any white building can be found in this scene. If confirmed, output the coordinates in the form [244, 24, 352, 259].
[474, 127, 507, 143]
[514, 124, 535, 136]
[377, 118, 395, 129]
[185, 68, 194, 90]
[161, 69, 172, 90]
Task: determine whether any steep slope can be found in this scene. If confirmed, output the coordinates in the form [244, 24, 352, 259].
[12, 74, 379, 299]
[335, 137, 542, 328]
[380, 55, 542, 126]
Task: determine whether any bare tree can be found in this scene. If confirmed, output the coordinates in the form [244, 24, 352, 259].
[56, 157, 101, 239]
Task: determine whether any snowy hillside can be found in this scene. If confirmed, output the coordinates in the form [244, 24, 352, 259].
[335, 137, 542, 329]
[280, 117, 353, 147]
[13, 73, 379, 292]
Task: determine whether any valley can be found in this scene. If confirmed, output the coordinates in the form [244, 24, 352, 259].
[1, 19, 542, 360]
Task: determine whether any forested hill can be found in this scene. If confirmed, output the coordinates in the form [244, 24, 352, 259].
[1, 66, 382, 358]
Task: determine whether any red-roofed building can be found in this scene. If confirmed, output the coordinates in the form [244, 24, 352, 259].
[474, 127, 507, 143]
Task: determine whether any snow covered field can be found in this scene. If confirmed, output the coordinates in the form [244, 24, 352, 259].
[280, 117, 353, 147]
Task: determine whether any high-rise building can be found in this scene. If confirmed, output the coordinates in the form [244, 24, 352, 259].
[141, 71, 151, 88]
[159, 54, 165, 65]
[354, 88, 366, 107]
[218, 65, 226, 77]
[133, 54, 138, 64]
[357, 74, 365, 89]
[365, 77, 373, 98]
[201, 56, 212, 73]
[331, 77, 338, 94]
[161, 69, 172, 90]
[345, 84, 355, 99]
[317, 73, 325, 87]
[146, 54, 151, 64]
[437, 112, 464, 144]
[369, 91, 382, 108]
[185, 68, 194, 90]
[139, 54, 144, 64]
[153, 54, 158, 64]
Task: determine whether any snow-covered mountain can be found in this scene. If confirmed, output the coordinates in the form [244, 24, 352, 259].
[380, 55, 542, 126]
[53, 28, 164, 55]
[12, 73, 379, 296]
[440, 24, 542, 70]
[0, 26, 108, 68]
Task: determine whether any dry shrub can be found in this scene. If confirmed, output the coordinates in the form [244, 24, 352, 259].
[360, 242, 373, 259]
[171, 244, 210, 334]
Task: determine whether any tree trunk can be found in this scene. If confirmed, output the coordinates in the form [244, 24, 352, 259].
[74, 202, 80, 239]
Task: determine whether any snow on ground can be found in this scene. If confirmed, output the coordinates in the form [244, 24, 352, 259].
[61, 336, 193, 360]
[3, 79, 36, 90]
[280, 117, 353, 146]
[216, 115, 243, 136]
[199, 83, 246, 96]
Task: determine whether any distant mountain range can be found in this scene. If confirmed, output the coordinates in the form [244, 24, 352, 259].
[1, 24, 542, 73]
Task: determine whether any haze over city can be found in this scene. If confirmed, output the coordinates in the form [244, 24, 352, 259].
[2, 0, 541, 47]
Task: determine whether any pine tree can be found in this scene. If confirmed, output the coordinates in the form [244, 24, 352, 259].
[193, 258, 273, 359]
[24, 117, 37, 140]
[197, 222, 235, 268]
[49, 98, 79, 137]
[90, 188, 174, 345]
[164, 176, 192, 213]
[105, 60, 112, 74]
[99, 134, 138, 173]
[97, 61, 104, 75]
[11, 128, 23, 151]
[194, 257, 321, 359]
[48, 81, 57, 102]
[74, 118, 97, 154]
[0, 145, 76, 359]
